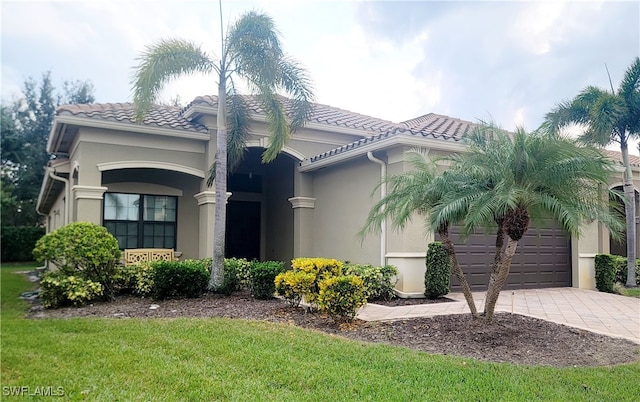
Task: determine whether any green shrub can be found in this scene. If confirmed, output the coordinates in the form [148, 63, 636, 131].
[152, 260, 209, 300]
[112, 264, 140, 294]
[40, 271, 103, 308]
[134, 262, 155, 296]
[291, 258, 343, 304]
[1, 226, 45, 262]
[32, 222, 121, 296]
[613, 256, 640, 286]
[275, 270, 315, 307]
[317, 275, 367, 320]
[425, 242, 450, 299]
[595, 254, 617, 293]
[250, 261, 285, 299]
[344, 263, 398, 301]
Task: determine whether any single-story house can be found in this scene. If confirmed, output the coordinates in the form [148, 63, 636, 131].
[37, 95, 640, 296]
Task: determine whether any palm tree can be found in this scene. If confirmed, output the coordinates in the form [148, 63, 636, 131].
[359, 150, 479, 317]
[132, 9, 314, 289]
[543, 57, 640, 287]
[431, 124, 623, 321]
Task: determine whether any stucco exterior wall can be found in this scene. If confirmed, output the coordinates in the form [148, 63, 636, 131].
[311, 156, 381, 264]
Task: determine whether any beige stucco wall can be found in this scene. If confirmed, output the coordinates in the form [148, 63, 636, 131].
[310, 156, 381, 264]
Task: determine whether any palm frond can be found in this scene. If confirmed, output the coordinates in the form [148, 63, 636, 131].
[226, 11, 283, 88]
[278, 56, 315, 130]
[226, 89, 252, 172]
[132, 39, 214, 121]
[259, 90, 290, 163]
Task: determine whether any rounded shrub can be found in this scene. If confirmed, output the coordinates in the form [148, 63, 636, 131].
[250, 261, 285, 299]
[275, 270, 315, 307]
[317, 275, 367, 320]
[40, 271, 103, 308]
[32, 222, 121, 297]
[425, 241, 451, 299]
[344, 263, 398, 301]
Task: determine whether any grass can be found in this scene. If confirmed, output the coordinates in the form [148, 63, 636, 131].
[614, 282, 640, 298]
[2, 263, 640, 401]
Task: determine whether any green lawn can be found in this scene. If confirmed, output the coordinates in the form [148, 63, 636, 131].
[616, 285, 640, 298]
[2, 264, 639, 401]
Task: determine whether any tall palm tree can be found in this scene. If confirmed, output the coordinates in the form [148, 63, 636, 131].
[431, 124, 623, 321]
[359, 150, 479, 317]
[543, 57, 640, 287]
[132, 9, 314, 289]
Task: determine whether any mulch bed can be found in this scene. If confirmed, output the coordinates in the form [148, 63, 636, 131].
[28, 291, 640, 368]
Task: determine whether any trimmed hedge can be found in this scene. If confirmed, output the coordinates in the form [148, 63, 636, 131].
[425, 242, 450, 299]
[250, 261, 285, 299]
[1, 226, 45, 262]
[595, 254, 617, 293]
[152, 260, 209, 299]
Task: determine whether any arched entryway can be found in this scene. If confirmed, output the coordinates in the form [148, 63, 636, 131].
[609, 185, 640, 256]
[225, 148, 297, 262]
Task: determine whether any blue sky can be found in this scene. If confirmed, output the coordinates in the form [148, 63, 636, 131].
[2, 0, 639, 138]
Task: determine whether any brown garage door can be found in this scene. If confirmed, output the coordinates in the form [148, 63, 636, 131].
[444, 222, 571, 291]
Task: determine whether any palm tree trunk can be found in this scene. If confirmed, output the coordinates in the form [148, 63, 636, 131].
[439, 228, 478, 317]
[621, 143, 637, 287]
[484, 237, 519, 322]
[484, 224, 506, 317]
[210, 77, 228, 290]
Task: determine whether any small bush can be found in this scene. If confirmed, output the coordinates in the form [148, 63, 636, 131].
[134, 262, 155, 296]
[112, 264, 140, 294]
[250, 261, 285, 299]
[275, 270, 315, 307]
[613, 256, 640, 286]
[595, 254, 617, 293]
[40, 271, 103, 308]
[344, 263, 398, 301]
[425, 242, 450, 299]
[32, 222, 121, 296]
[291, 258, 343, 304]
[1, 226, 45, 262]
[317, 275, 367, 320]
[152, 260, 209, 300]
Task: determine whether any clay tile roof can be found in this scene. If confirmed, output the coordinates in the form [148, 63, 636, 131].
[400, 113, 477, 141]
[306, 113, 478, 164]
[184, 95, 400, 133]
[603, 149, 640, 167]
[57, 103, 209, 133]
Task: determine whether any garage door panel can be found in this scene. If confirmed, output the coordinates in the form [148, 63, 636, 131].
[443, 221, 571, 291]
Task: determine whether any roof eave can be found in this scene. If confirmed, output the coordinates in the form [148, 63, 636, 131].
[299, 135, 466, 172]
[48, 115, 210, 153]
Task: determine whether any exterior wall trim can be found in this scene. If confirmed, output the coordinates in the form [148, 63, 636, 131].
[245, 139, 306, 161]
[97, 161, 205, 178]
[194, 191, 232, 205]
[288, 197, 316, 209]
[72, 185, 109, 200]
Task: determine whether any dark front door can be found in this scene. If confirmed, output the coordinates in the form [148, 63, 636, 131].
[225, 201, 260, 260]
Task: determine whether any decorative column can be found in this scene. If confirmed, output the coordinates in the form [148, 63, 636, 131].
[288, 196, 316, 258]
[194, 191, 231, 259]
[72, 185, 108, 224]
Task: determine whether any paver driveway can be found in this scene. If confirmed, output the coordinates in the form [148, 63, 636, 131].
[358, 287, 640, 344]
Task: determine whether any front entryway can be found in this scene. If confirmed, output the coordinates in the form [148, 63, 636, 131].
[226, 201, 261, 260]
